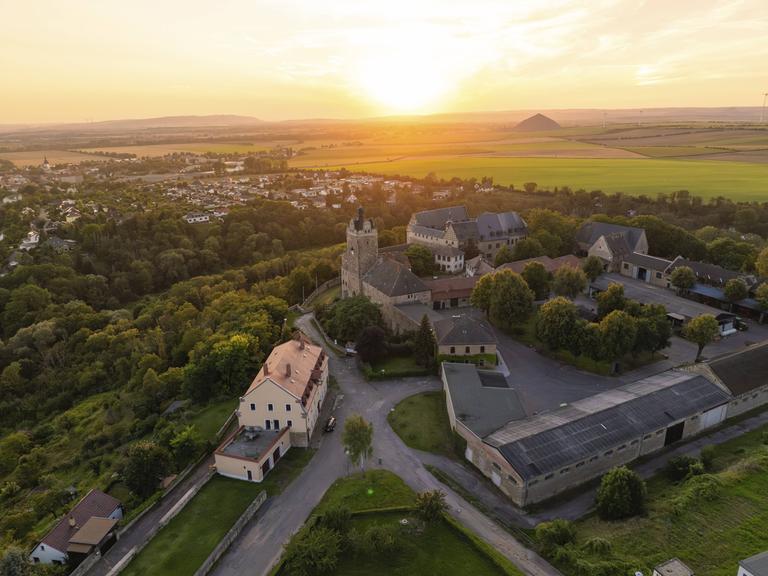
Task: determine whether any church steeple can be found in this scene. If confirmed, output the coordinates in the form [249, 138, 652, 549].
[340, 206, 378, 298]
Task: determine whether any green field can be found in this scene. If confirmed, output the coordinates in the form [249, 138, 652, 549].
[565, 424, 768, 576]
[387, 392, 457, 458]
[324, 156, 768, 200]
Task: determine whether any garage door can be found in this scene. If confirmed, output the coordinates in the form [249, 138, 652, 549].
[700, 404, 727, 430]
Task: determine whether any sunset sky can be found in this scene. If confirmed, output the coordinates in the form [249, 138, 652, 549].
[2, 0, 767, 123]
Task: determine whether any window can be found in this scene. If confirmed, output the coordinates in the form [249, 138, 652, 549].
[605, 450, 613, 456]
[623, 262, 630, 269]
[285, 404, 292, 412]
[250, 403, 256, 411]
[492, 462, 501, 471]
[617, 444, 626, 451]
[268, 403, 274, 412]
[450, 346, 455, 354]
[630, 439, 639, 445]
[589, 456, 598, 462]
[529, 479, 539, 486]
[287, 420, 293, 427]
[691, 415, 698, 421]
[265, 420, 272, 430]
[643, 434, 652, 440]
[656, 430, 664, 436]
[656, 272, 662, 279]
[575, 462, 585, 468]
[507, 475, 518, 485]
[465, 346, 470, 354]
[560, 467, 570, 474]
[544, 473, 554, 480]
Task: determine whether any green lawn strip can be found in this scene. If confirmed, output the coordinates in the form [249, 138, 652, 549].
[333, 511, 514, 576]
[185, 398, 237, 442]
[313, 469, 416, 514]
[566, 424, 768, 576]
[365, 354, 431, 379]
[309, 284, 341, 308]
[120, 476, 264, 576]
[122, 449, 315, 576]
[387, 392, 457, 458]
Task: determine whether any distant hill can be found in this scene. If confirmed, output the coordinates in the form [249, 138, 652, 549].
[0, 115, 264, 134]
[514, 113, 561, 131]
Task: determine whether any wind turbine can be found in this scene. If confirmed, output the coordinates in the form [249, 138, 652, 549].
[762, 92, 768, 124]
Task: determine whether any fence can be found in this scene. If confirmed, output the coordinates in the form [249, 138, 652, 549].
[103, 471, 214, 576]
[193, 490, 268, 576]
[301, 277, 340, 309]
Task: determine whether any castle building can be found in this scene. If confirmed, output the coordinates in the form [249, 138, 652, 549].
[341, 207, 378, 298]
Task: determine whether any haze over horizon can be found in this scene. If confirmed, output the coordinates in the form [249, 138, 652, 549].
[2, 0, 768, 124]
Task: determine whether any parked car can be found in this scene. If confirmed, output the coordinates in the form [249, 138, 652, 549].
[324, 416, 337, 433]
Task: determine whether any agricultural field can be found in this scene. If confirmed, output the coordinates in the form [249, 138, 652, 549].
[0, 149, 106, 167]
[80, 141, 290, 156]
[322, 156, 768, 200]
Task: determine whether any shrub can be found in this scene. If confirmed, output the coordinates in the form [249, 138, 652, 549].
[283, 525, 341, 576]
[595, 467, 646, 520]
[319, 506, 351, 536]
[415, 490, 447, 523]
[356, 524, 402, 556]
[535, 519, 576, 554]
[670, 474, 722, 516]
[700, 445, 717, 471]
[581, 537, 612, 556]
[664, 455, 703, 482]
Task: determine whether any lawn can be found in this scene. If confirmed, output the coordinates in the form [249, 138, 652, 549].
[565, 423, 768, 576]
[121, 476, 263, 576]
[322, 156, 768, 201]
[121, 449, 315, 576]
[309, 284, 340, 308]
[185, 397, 237, 442]
[387, 391, 457, 458]
[367, 354, 430, 378]
[304, 470, 523, 576]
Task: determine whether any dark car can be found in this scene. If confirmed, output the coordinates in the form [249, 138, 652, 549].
[324, 416, 337, 433]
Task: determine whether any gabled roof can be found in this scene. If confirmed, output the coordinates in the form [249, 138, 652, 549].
[363, 257, 429, 297]
[576, 221, 645, 250]
[411, 206, 469, 230]
[447, 220, 480, 242]
[665, 256, 750, 286]
[434, 315, 497, 347]
[423, 276, 478, 301]
[476, 212, 527, 238]
[489, 374, 729, 480]
[245, 334, 326, 401]
[622, 252, 672, 270]
[706, 341, 768, 396]
[740, 550, 768, 576]
[465, 255, 495, 276]
[409, 224, 445, 239]
[601, 232, 632, 258]
[39, 489, 121, 555]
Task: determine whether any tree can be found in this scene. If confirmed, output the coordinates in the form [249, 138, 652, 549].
[511, 237, 546, 261]
[683, 314, 720, 361]
[283, 526, 341, 576]
[582, 255, 605, 282]
[521, 261, 551, 300]
[633, 304, 671, 356]
[0, 547, 29, 576]
[342, 415, 373, 472]
[319, 506, 352, 536]
[170, 425, 201, 468]
[123, 441, 170, 498]
[404, 244, 436, 276]
[598, 310, 637, 368]
[551, 266, 588, 299]
[470, 273, 495, 317]
[534, 519, 576, 554]
[757, 247, 768, 277]
[724, 278, 748, 303]
[415, 490, 447, 523]
[756, 283, 768, 321]
[596, 283, 626, 318]
[595, 466, 647, 520]
[318, 296, 383, 343]
[357, 524, 402, 556]
[355, 326, 387, 364]
[536, 297, 580, 352]
[412, 315, 436, 368]
[493, 245, 515, 267]
[670, 266, 696, 293]
[488, 270, 534, 331]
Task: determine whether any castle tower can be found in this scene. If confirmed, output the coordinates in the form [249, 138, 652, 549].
[341, 206, 378, 298]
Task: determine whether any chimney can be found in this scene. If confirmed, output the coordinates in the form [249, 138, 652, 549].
[263, 362, 269, 376]
[285, 363, 292, 378]
[68, 516, 76, 528]
[299, 339, 305, 351]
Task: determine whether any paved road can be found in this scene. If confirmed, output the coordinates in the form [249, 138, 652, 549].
[212, 314, 561, 576]
[89, 456, 216, 576]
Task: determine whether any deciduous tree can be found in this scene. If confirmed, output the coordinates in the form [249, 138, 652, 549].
[123, 441, 170, 498]
[489, 270, 534, 331]
[596, 466, 647, 520]
[536, 297, 579, 352]
[521, 261, 551, 300]
[412, 315, 436, 368]
[683, 314, 720, 361]
[670, 266, 696, 293]
[582, 255, 605, 282]
[552, 266, 588, 299]
[342, 415, 373, 472]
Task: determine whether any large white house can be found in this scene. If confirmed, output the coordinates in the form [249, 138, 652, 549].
[214, 333, 329, 483]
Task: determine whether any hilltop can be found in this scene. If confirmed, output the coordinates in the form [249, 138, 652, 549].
[513, 113, 561, 131]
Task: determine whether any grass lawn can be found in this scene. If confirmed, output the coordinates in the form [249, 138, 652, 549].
[303, 470, 523, 576]
[388, 392, 457, 458]
[309, 284, 340, 308]
[314, 469, 416, 514]
[368, 354, 430, 378]
[121, 476, 263, 576]
[185, 398, 237, 442]
[323, 156, 768, 201]
[122, 449, 315, 576]
[566, 423, 768, 576]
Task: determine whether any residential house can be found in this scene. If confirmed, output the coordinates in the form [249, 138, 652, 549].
[575, 221, 648, 256]
[214, 333, 328, 483]
[183, 212, 210, 224]
[619, 252, 672, 287]
[424, 276, 478, 310]
[30, 489, 123, 566]
[434, 316, 497, 361]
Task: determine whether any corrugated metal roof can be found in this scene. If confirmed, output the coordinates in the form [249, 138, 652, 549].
[494, 375, 729, 480]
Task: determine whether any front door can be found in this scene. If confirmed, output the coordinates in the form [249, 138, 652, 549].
[273, 419, 280, 430]
[261, 460, 271, 477]
[273, 446, 281, 463]
[247, 469, 253, 481]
